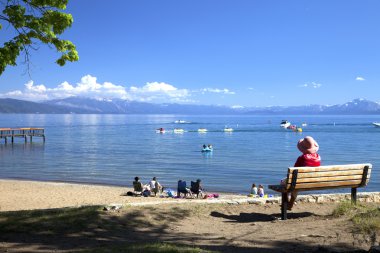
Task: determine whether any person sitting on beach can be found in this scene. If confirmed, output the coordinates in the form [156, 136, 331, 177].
[133, 176, 150, 196]
[190, 179, 204, 198]
[287, 136, 321, 210]
[258, 184, 264, 197]
[250, 183, 258, 195]
[177, 180, 191, 198]
[149, 177, 163, 196]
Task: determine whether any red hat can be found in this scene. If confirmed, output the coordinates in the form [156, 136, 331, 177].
[297, 136, 319, 154]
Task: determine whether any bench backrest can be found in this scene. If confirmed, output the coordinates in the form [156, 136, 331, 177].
[284, 163, 372, 191]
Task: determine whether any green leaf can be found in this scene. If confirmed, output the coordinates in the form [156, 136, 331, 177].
[0, 0, 78, 76]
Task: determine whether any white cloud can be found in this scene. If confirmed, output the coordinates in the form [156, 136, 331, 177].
[231, 105, 244, 109]
[0, 75, 130, 101]
[356, 76, 365, 81]
[200, 88, 235, 95]
[128, 82, 191, 103]
[0, 75, 194, 103]
[300, 82, 322, 89]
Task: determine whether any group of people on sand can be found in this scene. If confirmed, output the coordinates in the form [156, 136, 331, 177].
[250, 183, 265, 197]
[132, 176, 207, 198]
[133, 176, 164, 197]
[250, 136, 320, 209]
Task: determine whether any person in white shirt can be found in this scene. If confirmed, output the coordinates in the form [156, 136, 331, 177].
[149, 177, 163, 196]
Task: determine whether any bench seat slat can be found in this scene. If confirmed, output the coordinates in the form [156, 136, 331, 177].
[288, 174, 370, 183]
[288, 164, 372, 173]
[287, 184, 368, 192]
[291, 179, 367, 190]
[288, 169, 372, 179]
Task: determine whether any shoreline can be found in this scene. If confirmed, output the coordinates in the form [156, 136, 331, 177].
[1, 178, 379, 212]
[0, 177, 248, 195]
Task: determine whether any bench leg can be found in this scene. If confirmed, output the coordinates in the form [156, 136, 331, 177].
[351, 188, 357, 205]
[281, 192, 288, 220]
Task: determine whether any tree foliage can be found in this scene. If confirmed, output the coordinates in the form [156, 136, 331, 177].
[0, 0, 78, 75]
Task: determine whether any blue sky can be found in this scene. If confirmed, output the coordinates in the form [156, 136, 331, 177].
[0, 0, 379, 107]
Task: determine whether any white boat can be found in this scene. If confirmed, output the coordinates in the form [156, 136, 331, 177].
[174, 120, 188, 124]
[373, 122, 380, 127]
[224, 127, 234, 132]
[173, 128, 185, 133]
[280, 120, 291, 128]
[198, 128, 208, 133]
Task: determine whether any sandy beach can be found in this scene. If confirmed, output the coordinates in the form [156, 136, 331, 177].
[0, 179, 379, 253]
[0, 179, 251, 212]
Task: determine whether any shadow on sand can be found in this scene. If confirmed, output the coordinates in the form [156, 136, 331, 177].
[210, 210, 315, 222]
[0, 205, 368, 253]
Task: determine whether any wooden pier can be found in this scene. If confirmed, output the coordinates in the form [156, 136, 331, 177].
[0, 128, 45, 143]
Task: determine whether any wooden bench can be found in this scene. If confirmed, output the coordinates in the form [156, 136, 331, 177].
[268, 163, 372, 220]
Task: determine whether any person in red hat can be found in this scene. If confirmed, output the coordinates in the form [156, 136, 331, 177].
[288, 136, 321, 210]
[294, 136, 321, 167]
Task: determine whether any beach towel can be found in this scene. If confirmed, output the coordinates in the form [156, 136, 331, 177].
[204, 193, 219, 199]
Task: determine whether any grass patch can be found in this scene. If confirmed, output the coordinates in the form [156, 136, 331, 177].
[332, 201, 380, 236]
[332, 201, 367, 217]
[0, 206, 101, 235]
[352, 208, 380, 234]
[85, 242, 214, 253]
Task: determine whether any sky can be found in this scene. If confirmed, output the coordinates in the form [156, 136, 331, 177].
[0, 0, 379, 107]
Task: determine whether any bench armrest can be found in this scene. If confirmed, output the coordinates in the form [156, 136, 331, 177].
[268, 184, 287, 193]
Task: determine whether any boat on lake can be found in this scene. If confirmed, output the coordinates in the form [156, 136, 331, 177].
[174, 120, 189, 124]
[201, 144, 213, 152]
[156, 128, 165, 133]
[173, 128, 185, 133]
[198, 128, 208, 133]
[224, 127, 234, 132]
[280, 120, 291, 128]
[373, 122, 380, 127]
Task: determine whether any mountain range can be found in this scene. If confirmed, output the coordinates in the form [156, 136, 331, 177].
[0, 97, 379, 114]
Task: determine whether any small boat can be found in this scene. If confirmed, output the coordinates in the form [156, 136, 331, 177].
[156, 128, 165, 133]
[174, 120, 188, 124]
[173, 128, 184, 133]
[201, 145, 213, 152]
[224, 127, 234, 132]
[280, 120, 291, 128]
[301, 123, 307, 127]
[198, 128, 208, 133]
[373, 122, 380, 127]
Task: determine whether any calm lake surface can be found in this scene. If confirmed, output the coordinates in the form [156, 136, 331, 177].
[0, 114, 379, 194]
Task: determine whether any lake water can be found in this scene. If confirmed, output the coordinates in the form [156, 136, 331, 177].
[0, 114, 379, 194]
